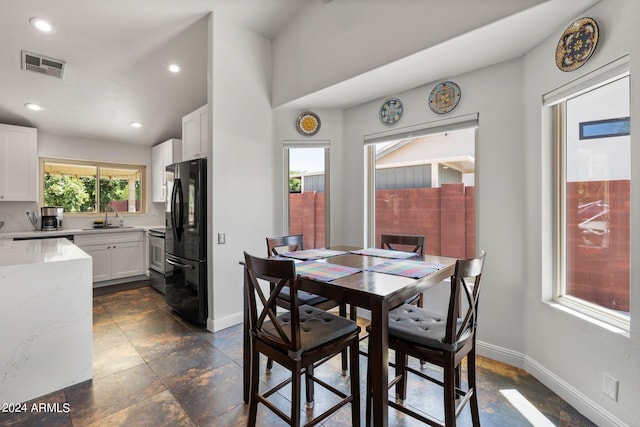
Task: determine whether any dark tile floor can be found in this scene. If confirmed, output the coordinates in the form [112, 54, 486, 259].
[2, 281, 596, 426]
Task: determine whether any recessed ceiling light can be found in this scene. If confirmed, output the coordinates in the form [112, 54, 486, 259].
[24, 103, 43, 111]
[168, 64, 180, 73]
[29, 17, 52, 33]
[129, 121, 142, 128]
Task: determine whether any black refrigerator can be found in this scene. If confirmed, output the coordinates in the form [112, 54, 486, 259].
[165, 158, 207, 324]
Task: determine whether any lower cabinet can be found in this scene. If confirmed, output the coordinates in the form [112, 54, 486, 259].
[75, 232, 144, 285]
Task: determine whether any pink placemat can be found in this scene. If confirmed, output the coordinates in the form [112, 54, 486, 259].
[365, 259, 446, 279]
[279, 248, 347, 260]
[350, 248, 418, 259]
[295, 261, 361, 282]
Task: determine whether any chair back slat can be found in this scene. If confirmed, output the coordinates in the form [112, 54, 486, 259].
[380, 234, 425, 255]
[445, 251, 485, 346]
[254, 276, 291, 344]
[244, 252, 301, 352]
[266, 234, 304, 256]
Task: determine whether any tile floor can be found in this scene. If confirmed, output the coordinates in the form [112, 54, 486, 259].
[2, 281, 596, 426]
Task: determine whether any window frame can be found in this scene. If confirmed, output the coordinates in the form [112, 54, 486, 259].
[363, 114, 479, 249]
[550, 70, 631, 332]
[282, 143, 330, 247]
[40, 157, 147, 216]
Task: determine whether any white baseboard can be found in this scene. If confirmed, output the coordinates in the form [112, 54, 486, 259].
[477, 341, 628, 427]
[203, 313, 627, 426]
[207, 311, 243, 332]
[476, 340, 526, 369]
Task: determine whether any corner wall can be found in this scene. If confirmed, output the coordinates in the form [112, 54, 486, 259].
[207, 13, 274, 331]
[521, 0, 639, 424]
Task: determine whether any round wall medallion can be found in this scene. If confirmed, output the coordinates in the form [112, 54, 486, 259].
[428, 81, 461, 114]
[379, 98, 403, 126]
[295, 111, 321, 136]
[555, 17, 599, 72]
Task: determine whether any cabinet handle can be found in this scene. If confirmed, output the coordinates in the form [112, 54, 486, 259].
[166, 258, 195, 269]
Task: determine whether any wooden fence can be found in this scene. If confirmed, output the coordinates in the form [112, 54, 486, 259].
[289, 180, 629, 312]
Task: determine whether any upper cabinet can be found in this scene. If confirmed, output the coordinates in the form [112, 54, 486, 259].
[0, 124, 38, 202]
[181, 105, 208, 161]
[151, 138, 182, 203]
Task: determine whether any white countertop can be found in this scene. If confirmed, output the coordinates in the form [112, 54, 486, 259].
[0, 236, 93, 403]
[0, 238, 91, 267]
[0, 225, 157, 240]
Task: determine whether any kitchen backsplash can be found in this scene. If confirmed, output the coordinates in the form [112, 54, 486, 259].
[0, 202, 39, 232]
[0, 202, 164, 233]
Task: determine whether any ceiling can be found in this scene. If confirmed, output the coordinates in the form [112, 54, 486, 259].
[0, 0, 599, 147]
[0, 0, 310, 146]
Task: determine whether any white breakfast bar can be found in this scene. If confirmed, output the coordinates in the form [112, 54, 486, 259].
[0, 238, 92, 404]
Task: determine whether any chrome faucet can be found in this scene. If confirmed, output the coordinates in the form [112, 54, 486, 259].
[104, 204, 121, 227]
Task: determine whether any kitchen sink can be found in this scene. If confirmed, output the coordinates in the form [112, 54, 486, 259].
[81, 226, 136, 231]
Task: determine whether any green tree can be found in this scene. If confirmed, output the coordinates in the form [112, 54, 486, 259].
[289, 170, 302, 193]
[99, 178, 128, 209]
[289, 177, 301, 193]
[44, 174, 92, 212]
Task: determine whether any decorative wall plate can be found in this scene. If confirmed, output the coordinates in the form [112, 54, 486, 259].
[428, 81, 461, 114]
[555, 17, 599, 72]
[379, 97, 403, 126]
[295, 111, 321, 136]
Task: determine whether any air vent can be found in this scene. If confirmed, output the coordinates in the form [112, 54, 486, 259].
[21, 50, 66, 79]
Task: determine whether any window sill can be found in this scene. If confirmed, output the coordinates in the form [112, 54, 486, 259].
[544, 300, 630, 338]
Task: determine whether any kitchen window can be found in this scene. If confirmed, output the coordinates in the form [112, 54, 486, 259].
[546, 56, 630, 330]
[41, 158, 146, 214]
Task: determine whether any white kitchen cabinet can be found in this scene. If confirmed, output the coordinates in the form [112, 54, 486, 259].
[0, 124, 38, 201]
[80, 245, 111, 282]
[181, 105, 208, 161]
[111, 241, 145, 279]
[75, 231, 144, 285]
[151, 138, 181, 203]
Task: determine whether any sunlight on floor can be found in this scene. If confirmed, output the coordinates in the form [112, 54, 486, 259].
[500, 389, 556, 427]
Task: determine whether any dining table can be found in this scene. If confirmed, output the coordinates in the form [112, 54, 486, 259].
[241, 245, 457, 427]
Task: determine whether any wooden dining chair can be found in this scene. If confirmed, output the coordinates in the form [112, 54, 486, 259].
[356, 233, 427, 354]
[365, 250, 486, 427]
[380, 233, 425, 255]
[380, 233, 426, 307]
[266, 234, 351, 375]
[244, 252, 361, 427]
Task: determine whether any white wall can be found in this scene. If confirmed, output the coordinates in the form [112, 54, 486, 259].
[376, 129, 475, 167]
[566, 76, 630, 182]
[270, 0, 545, 107]
[522, 0, 639, 425]
[0, 132, 163, 232]
[207, 13, 274, 331]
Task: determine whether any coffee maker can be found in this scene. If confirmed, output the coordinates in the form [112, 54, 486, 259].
[41, 207, 64, 230]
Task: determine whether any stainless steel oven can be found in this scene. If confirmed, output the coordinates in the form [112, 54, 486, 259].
[148, 228, 166, 294]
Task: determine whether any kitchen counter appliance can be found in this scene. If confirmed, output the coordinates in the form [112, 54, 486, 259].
[41, 207, 64, 230]
[148, 228, 166, 294]
[165, 158, 207, 324]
